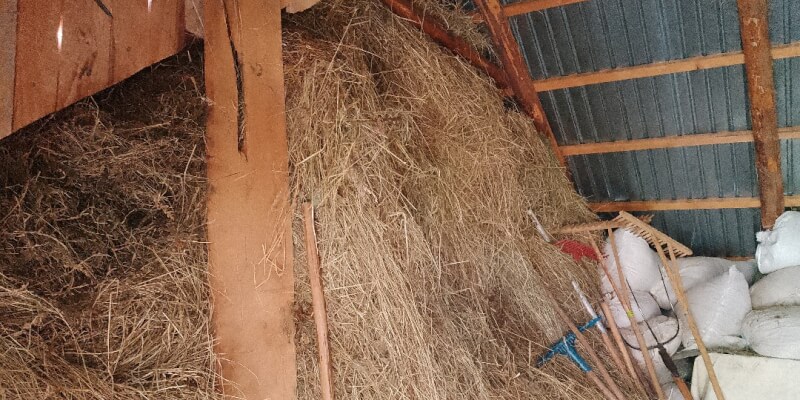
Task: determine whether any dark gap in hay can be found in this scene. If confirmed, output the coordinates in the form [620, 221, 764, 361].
[0, 42, 218, 399]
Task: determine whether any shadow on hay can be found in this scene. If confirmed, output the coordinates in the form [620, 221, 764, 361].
[0, 43, 220, 399]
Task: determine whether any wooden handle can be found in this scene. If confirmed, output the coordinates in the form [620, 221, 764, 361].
[303, 203, 335, 400]
[600, 300, 649, 398]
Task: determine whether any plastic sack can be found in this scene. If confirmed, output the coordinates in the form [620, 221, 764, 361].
[603, 229, 662, 292]
[620, 316, 681, 384]
[662, 382, 686, 400]
[750, 266, 800, 309]
[680, 267, 751, 349]
[650, 257, 758, 309]
[756, 211, 800, 274]
[742, 306, 800, 360]
[607, 290, 660, 328]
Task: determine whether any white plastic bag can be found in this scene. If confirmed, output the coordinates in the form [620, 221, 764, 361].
[750, 266, 800, 309]
[650, 257, 758, 309]
[604, 229, 662, 292]
[680, 267, 751, 349]
[620, 316, 681, 384]
[742, 306, 800, 360]
[607, 290, 660, 328]
[756, 211, 800, 274]
[662, 382, 686, 400]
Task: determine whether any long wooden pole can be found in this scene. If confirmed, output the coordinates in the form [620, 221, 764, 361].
[600, 299, 648, 397]
[548, 297, 627, 400]
[605, 232, 666, 400]
[303, 203, 335, 400]
[657, 245, 725, 400]
[737, 0, 784, 229]
[589, 195, 800, 213]
[474, 0, 567, 168]
[380, 0, 509, 90]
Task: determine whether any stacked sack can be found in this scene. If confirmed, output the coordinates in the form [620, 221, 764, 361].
[599, 229, 758, 385]
[743, 211, 800, 360]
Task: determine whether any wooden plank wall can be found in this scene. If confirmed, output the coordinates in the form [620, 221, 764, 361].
[2, 0, 185, 140]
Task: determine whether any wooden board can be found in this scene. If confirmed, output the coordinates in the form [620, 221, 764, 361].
[737, 0, 784, 229]
[589, 195, 800, 212]
[205, 0, 296, 398]
[12, 0, 60, 130]
[111, 0, 185, 82]
[534, 42, 800, 92]
[0, 0, 16, 139]
[56, 0, 113, 110]
[561, 126, 800, 156]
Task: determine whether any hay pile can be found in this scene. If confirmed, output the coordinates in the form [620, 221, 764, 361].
[0, 48, 218, 398]
[285, 1, 643, 399]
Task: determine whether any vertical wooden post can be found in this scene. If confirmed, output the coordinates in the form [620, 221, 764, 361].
[473, 0, 567, 168]
[0, 0, 16, 139]
[737, 0, 784, 228]
[205, 0, 296, 399]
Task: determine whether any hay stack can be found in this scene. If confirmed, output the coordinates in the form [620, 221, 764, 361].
[0, 49, 218, 399]
[285, 1, 642, 399]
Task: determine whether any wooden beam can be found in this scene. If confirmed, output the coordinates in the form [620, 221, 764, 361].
[474, 0, 567, 167]
[470, 0, 587, 22]
[589, 195, 800, 212]
[738, 0, 783, 229]
[561, 126, 800, 156]
[534, 42, 800, 92]
[0, 0, 15, 139]
[205, 0, 296, 399]
[381, 0, 510, 90]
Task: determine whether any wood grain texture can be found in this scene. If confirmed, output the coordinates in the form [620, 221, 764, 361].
[0, 0, 16, 139]
[205, 0, 296, 398]
[470, 0, 587, 22]
[561, 126, 800, 156]
[474, 0, 566, 168]
[589, 195, 800, 212]
[12, 0, 60, 130]
[534, 42, 800, 92]
[56, 0, 112, 110]
[738, 0, 784, 229]
[111, 0, 184, 83]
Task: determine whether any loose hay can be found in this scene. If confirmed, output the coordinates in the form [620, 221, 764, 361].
[0, 47, 218, 399]
[285, 1, 643, 399]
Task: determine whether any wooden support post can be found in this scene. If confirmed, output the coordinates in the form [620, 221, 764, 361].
[737, 0, 784, 229]
[205, 0, 295, 398]
[0, 0, 16, 139]
[303, 203, 335, 400]
[474, 0, 567, 168]
[381, 0, 510, 90]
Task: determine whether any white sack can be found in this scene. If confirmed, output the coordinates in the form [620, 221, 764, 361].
[603, 229, 662, 292]
[680, 266, 751, 349]
[650, 257, 758, 309]
[750, 266, 800, 309]
[756, 211, 800, 274]
[742, 306, 800, 360]
[692, 353, 800, 400]
[607, 290, 660, 328]
[661, 382, 686, 400]
[620, 315, 681, 384]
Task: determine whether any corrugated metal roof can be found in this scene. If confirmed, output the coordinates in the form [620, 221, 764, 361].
[468, 0, 800, 255]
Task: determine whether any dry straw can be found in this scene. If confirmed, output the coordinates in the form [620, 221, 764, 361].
[286, 1, 643, 399]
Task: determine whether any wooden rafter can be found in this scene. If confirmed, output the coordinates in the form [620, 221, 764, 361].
[560, 126, 800, 156]
[533, 42, 800, 92]
[381, 0, 510, 90]
[589, 195, 800, 212]
[205, 0, 296, 398]
[737, 0, 784, 229]
[474, 0, 566, 167]
[469, 0, 587, 22]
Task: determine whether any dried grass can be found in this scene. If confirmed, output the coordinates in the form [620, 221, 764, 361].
[0, 48, 219, 399]
[285, 1, 643, 399]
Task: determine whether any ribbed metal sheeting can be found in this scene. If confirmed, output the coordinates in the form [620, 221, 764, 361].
[484, 0, 799, 256]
